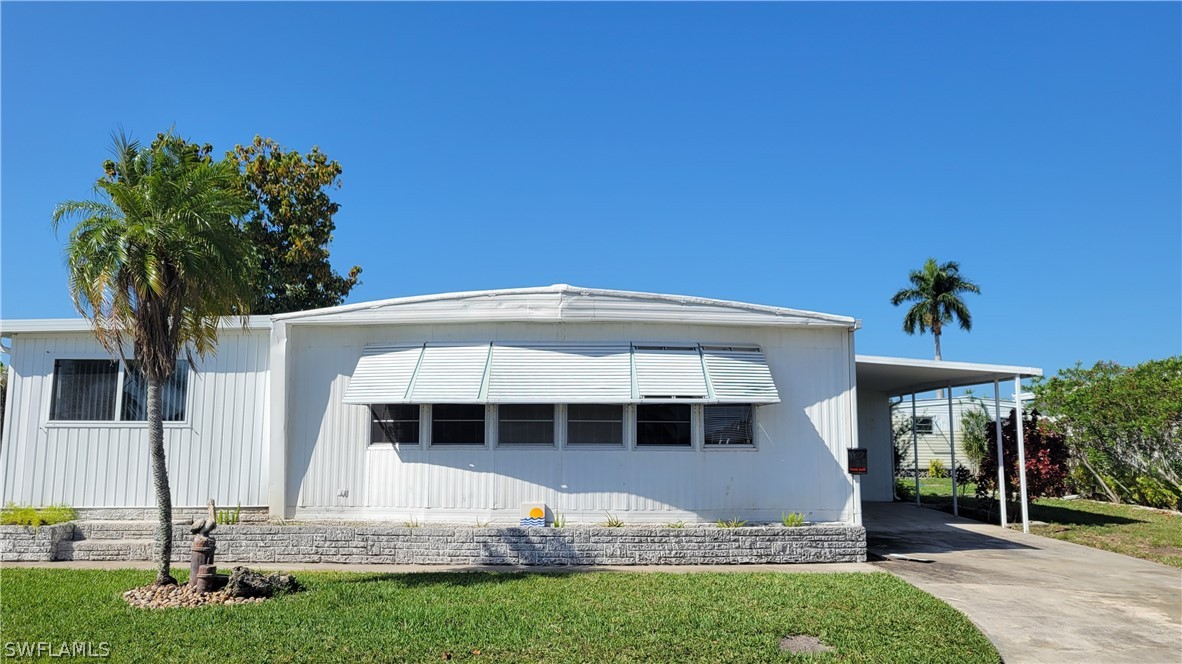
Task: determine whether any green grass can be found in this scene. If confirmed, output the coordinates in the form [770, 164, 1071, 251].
[0, 569, 998, 663]
[1028, 498, 1182, 568]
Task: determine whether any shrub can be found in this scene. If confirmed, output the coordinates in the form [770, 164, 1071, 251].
[716, 518, 747, 528]
[1, 503, 77, 527]
[974, 410, 1069, 504]
[928, 459, 947, 479]
[1131, 477, 1181, 510]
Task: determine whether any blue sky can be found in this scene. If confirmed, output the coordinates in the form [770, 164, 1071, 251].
[2, 2, 1179, 383]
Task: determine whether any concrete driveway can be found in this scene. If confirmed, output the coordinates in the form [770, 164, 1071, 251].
[864, 502, 1182, 664]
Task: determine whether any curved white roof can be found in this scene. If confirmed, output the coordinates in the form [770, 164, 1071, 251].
[273, 284, 858, 328]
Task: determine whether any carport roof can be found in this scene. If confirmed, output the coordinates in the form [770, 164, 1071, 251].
[855, 355, 1042, 396]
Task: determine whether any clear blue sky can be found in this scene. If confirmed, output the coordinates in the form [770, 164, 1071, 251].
[2, 2, 1179, 382]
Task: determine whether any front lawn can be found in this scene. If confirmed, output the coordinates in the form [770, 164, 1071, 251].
[1028, 498, 1182, 568]
[0, 568, 998, 663]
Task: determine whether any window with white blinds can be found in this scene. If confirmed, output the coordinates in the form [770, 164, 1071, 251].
[704, 404, 754, 446]
[49, 359, 190, 422]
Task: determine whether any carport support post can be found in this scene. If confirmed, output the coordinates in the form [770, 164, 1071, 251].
[993, 379, 1007, 528]
[1015, 375, 1030, 533]
[948, 385, 957, 516]
[912, 393, 920, 506]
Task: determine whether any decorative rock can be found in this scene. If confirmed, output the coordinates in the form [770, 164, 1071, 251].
[122, 583, 268, 609]
[225, 566, 299, 598]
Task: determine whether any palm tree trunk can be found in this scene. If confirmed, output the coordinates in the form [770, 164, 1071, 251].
[147, 376, 176, 586]
[934, 333, 944, 398]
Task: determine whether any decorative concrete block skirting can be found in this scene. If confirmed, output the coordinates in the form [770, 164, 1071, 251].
[3, 521, 866, 565]
[0, 524, 76, 561]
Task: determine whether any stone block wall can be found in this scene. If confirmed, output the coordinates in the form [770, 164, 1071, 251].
[0, 524, 75, 561]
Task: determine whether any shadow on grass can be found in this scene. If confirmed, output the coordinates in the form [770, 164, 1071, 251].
[336, 571, 538, 588]
[1028, 502, 1145, 527]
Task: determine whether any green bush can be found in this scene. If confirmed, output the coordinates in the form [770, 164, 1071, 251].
[928, 459, 946, 478]
[1131, 477, 1180, 510]
[895, 479, 915, 502]
[1, 503, 77, 527]
[780, 512, 805, 527]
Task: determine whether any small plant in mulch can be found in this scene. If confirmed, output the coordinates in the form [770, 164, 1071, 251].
[123, 567, 300, 609]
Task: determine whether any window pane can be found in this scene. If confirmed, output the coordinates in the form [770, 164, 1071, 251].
[498, 404, 554, 445]
[636, 404, 691, 446]
[122, 362, 189, 421]
[432, 404, 486, 445]
[705, 405, 753, 446]
[913, 417, 934, 434]
[50, 360, 118, 421]
[371, 404, 420, 444]
[568, 404, 624, 445]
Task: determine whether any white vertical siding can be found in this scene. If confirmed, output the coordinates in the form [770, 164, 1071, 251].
[287, 322, 857, 523]
[0, 330, 269, 508]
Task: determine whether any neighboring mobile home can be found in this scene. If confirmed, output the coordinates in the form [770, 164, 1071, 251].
[0, 285, 1040, 533]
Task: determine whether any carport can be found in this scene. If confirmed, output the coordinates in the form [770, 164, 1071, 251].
[855, 356, 1043, 532]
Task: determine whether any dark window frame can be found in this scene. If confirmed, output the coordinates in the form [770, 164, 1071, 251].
[430, 404, 487, 446]
[497, 404, 556, 446]
[370, 404, 421, 446]
[635, 403, 693, 447]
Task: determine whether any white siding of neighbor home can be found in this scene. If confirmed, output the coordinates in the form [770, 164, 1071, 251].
[0, 330, 269, 508]
[284, 321, 859, 524]
[889, 397, 1015, 473]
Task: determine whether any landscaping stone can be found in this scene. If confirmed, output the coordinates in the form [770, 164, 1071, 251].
[225, 567, 299, 598]
[122, 583, 267, 609]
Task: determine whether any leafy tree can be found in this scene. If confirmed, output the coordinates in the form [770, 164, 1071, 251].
[53, 131, 255, 585]
[890, 258, 981, 361]
[229, 136, 361, 314]
[1033, 357, 1182, 506]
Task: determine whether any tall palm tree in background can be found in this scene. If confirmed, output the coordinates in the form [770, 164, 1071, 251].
[890, 258, 981, 361]
[53, 132, 256, 585]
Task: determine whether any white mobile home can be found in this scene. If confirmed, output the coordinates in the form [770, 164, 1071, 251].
[0, 285, 1040, 534]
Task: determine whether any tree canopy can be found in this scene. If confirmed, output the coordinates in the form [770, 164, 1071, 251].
[229, 136, 361, 315]
[890, 258, 981, 361]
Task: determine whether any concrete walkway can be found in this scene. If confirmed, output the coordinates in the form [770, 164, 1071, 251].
[864, 502, 1182, 664]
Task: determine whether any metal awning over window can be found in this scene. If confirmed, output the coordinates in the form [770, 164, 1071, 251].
[344, 341, 781, 405]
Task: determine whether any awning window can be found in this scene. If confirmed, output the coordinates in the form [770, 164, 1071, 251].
[701, 346, 780, 404]
[487, 343, 632, 403]
[345, 341, 780, 405]
[632, 345, 709, 401]
[341, 343, 424, 404]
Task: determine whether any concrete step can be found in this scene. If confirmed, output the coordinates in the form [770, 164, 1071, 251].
[57, 538, 156, 561]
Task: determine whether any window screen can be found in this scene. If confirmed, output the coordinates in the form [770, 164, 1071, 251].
[498, 404, 555, 445]
[913, 417, 934, 435]
[371, 404, 420, 444]
[636, 404, 692, 446]
[49, 360, 119, 421]
[121, 361, 189, 422]
[567, 404, 624, 445]
[432, 404, 486, 445]
[704, 404, 753, 446]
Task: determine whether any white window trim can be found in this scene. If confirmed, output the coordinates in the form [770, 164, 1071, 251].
[44, 358, 192, 428]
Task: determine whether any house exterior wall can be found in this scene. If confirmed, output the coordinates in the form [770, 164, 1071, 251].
[889, 397, 1015, 473]
[0, 329, 270, 509]
[856, 389, 894, 501]
[284, 321, 859, 524]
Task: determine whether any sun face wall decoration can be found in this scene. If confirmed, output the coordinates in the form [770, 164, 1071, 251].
[520, 502, 547, 527]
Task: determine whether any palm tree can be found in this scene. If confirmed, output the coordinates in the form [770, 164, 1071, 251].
[890, 258, 981, 361]
[53, 131, 256, 586]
